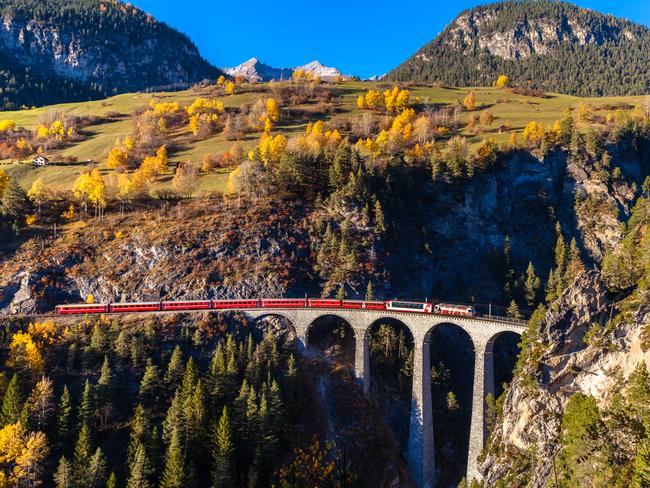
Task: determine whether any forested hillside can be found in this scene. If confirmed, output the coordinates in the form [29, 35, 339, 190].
[388, 0, 650, 96]
[0, 0, 219, 109]
[0, 313, 412, 487]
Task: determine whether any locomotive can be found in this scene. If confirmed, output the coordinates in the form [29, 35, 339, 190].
[55, 298, 477, 317]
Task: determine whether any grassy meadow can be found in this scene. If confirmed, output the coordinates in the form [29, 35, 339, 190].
[0, 80, 646, 195]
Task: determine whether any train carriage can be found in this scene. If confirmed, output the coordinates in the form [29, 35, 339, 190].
[308, 299, 341, 308]
[55, 303, 109, 314]
[260, 298, 307, 308]
[162, 300, 211, 311]
[109, 302, 161, 313]
[211, 299, 260, 309]
[385, 301, 433, 313]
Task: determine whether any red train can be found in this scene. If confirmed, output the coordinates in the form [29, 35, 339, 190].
[55, 298, 477, 317]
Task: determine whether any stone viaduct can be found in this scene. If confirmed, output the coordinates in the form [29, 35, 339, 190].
[242, 308, 526, 488]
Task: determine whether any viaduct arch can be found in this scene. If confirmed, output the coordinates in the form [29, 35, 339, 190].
[245, 308, 524, 487]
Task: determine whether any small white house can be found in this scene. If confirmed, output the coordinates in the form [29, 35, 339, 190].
[32, 155, 49, 166]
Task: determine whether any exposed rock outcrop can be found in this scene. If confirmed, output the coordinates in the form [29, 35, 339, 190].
[481, 271, 650, 486]
[0, 0, 219, 108]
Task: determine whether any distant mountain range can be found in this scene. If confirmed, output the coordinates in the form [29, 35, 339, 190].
[388, 0, 650, 96]
[224, 58, 343, 82]
[0, 0, 219, 109]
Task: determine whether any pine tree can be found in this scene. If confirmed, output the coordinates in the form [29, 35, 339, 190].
[126, 442, 151, 488]
[73, 422, 93, 487]
[57, 385, 73, 446]
[0, 373, 23, 427]
[566, 238, 585, 284]
[162, 390, 182, 445]
[365, 281, 375, 301]
[183, 380, 206, 455]
[54, 456, 73, 488]
[88, 447, 107, 488]
[97, 356, 114, 426]
[373, 199, 385, 234]
[115, 331, 130, 361]
[128, 404, 151, 466]
[523, 262, 541, 306]
[79, 379, 94, 430]
[211, 406, 235, 487]
[139, 360, 162, 407]
[507, 300, 522, 319]
[634, 439, 650, 487]
[178, 358, 197, 403]
[106, 473, 118, 488]
[554, 222, 568, 278]
[164, 346, 184, 390]
[160, 428, 184, 488]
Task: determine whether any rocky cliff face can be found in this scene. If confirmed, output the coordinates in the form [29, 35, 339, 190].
[0, 0, 218, 108]
[387, 144, 639, 304]
[444, 5, 632, 61]
[480, 271, 650, 486]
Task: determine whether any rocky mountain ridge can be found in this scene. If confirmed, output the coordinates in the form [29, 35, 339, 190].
[224, 58, 343, 82]
[388, 0, 650, 96]
[0, 0, 219, 108]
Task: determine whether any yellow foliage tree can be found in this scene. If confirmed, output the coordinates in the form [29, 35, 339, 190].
[463, 91, 476, 111]
[106, 146, 129, 169]
[258, 133, 287, 166]
[0, 422, 48, 487]
[217, 75, 226, 86]
[0, 170, 9, 200]
[27, 179, 48, 217]
[6, 332, 44, 375]
[383, 86, 410, 113]
[186, 98, 225, 116]
[523, 121, 545, 146]
[35, 125, 50, 140]
[265, 98, 280, 122]
[224, 81, 236, 95]
[61, 203, 75, 220]
[73, 168, 106, 216]
[495, 75, 510, 89]
[0, 120, 16, 132]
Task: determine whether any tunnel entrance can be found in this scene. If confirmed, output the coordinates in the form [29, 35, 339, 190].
[368, 318, 414, 449]
[427, 323, 475, 487]
[307, 315, 355, 367]
[490, 331, 522, 400]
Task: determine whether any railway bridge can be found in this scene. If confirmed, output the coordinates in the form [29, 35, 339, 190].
[242, 308, 526, 488]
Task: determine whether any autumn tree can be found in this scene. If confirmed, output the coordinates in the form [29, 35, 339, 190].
[463, 91, 476, 111]
[171, 164, 198, 198]
[495, 75, 510, 89]
[27, 179, 48, 218]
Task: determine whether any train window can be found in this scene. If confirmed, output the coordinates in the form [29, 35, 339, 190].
[390, 301, 425, 310]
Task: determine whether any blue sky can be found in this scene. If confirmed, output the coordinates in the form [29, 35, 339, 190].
[132, 0, 650, 79]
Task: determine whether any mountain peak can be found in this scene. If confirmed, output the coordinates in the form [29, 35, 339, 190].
[224, 59, 343, 82]
[387, 0, 650, 96]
